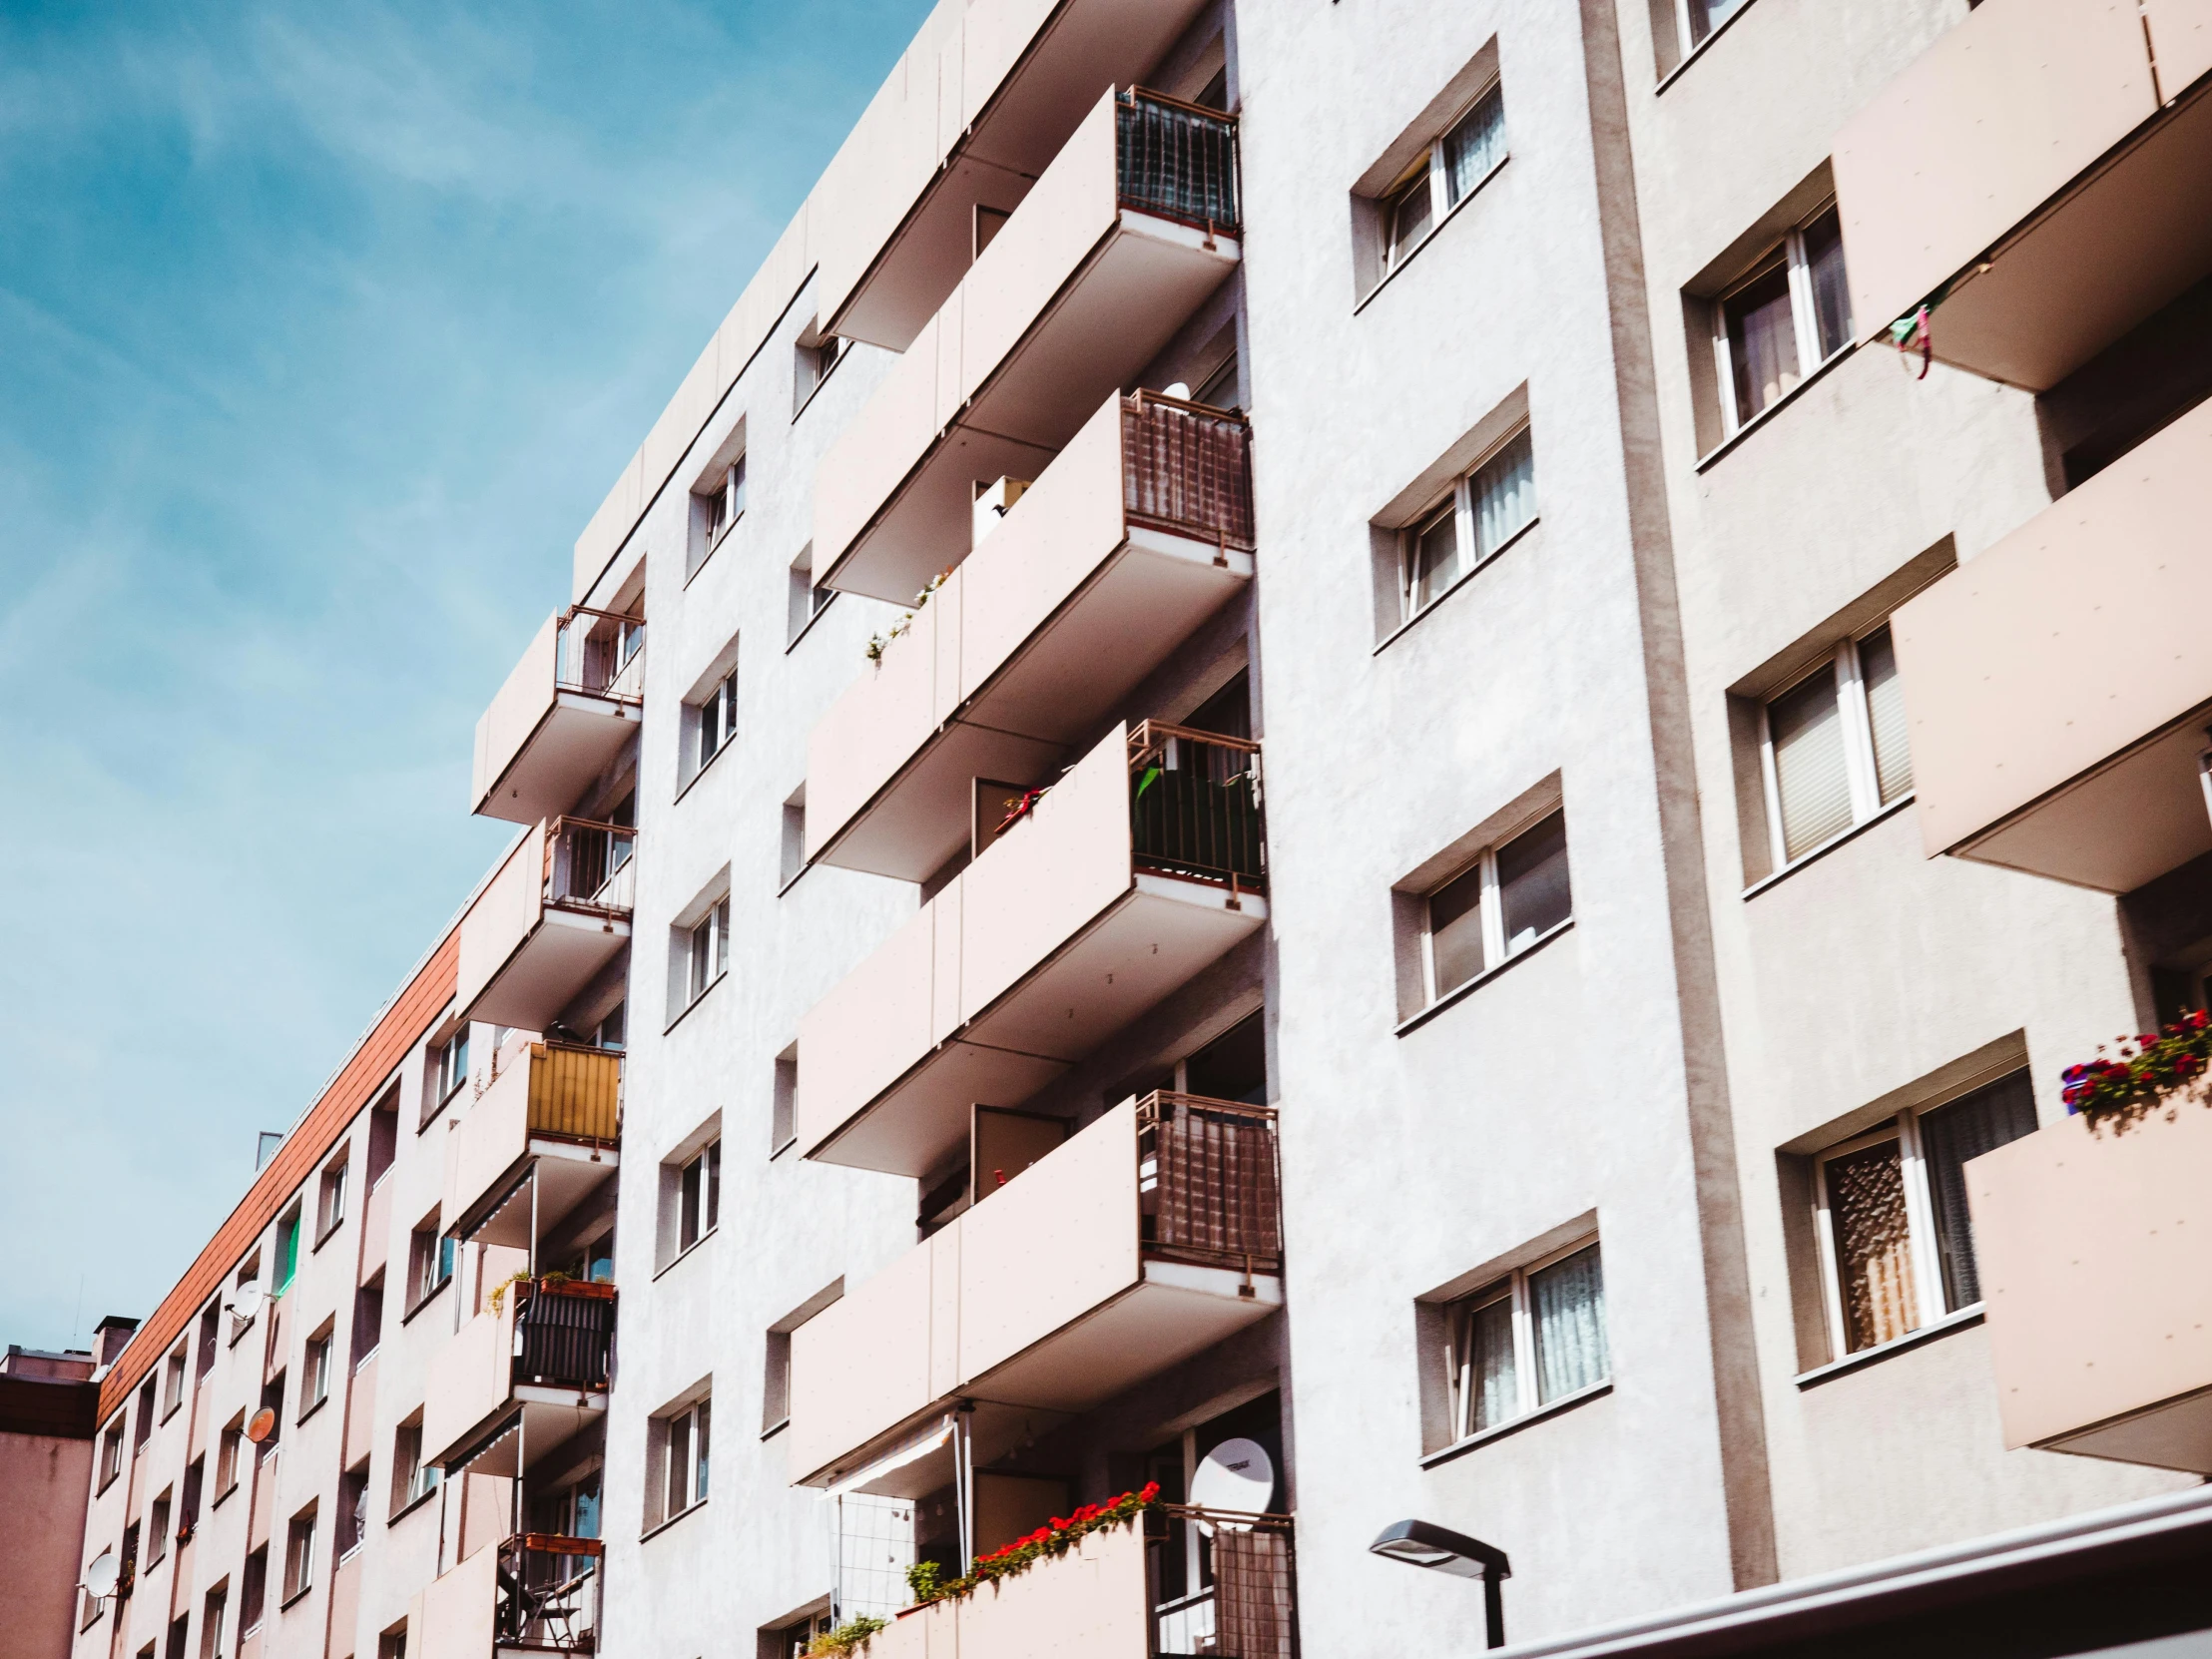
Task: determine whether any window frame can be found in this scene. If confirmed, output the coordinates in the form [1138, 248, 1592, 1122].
[302, 1329, 333, 1416]
[1396, 425, 1537, 625]
[1756, 623, 1910, 873]
[1380, 81, 1508, 279]
[1419, 809, 1571, 1007]
[433, 1027, 470, 1108]
[1443, 1236, 1610, 1444]
[1712, 201, 1850, 437]
[685, 899, 731, 1009]
[698, 455, 747, 552]
[315, 1155, 348, 1246]
[693, 668, 738, 777]
[677, 1140, 722, 1256]
[281, 1504, 316, 1605]
[660, 1397, 712, 1525]
[216, 1417, 244, 1499]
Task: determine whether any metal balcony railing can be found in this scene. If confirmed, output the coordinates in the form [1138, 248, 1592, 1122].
[1117, 89, 1241, 236]
[1128, 722, 1265, 893]
[496, 1533, 602, 1653]
[544, 818, 635, 915]
[1147, 1506, 1297, 1659]
[1123, 391, 1255, 552]
[512, 1282, 615, 1392]
[554, 607, 645, 704]
[1137, 1093, 1282, 1283]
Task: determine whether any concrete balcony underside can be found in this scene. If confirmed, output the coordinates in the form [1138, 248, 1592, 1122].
[809, 394, 1253, 881]
[422, 1297, 610, 1475]
[817, 89, 1240, 605]
[1971, 1105, 2212, 1472]
[790, 1099, 1281, 1489]
[472, 610, 643, 827]
[820, 0, 1216, 350]
[798, 726, 1264, 1179]
[1893, 397, 2212, 892]
[459, 823, 633, 1030]
[1834, 0, 2212, 391]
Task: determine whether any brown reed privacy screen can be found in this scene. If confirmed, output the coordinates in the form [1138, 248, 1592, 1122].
[1123, 392, 1256, 551]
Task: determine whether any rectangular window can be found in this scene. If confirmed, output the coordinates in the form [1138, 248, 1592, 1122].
[135, 1378, 155, 1449]
[337, 1467, 369, 1559]
[431, 1027, 470, 1113]
[200, 1587, 226, 1659]
[179, 1456, 204, 1540]
[366, 1093, 399, 1187]
[1814, 1071, 2037, 1359]
[772, 1051, 799, 1153]
[240, 1546, 268, 1634]
[231, 1257, 261, 1344]
[162, 1346, 186, 1417]
[763, 1331, 792, 1433]
[1421, 810, 1571, 1003]
[694, 669, 738, 775]
[408, 1225, 455, 1311]
[282, 1506, 315, 1603]
[1382, 82, 1507, 276]
[679, 1141, 722, 1254]
[148, 1489, 172, 1566]
[1445, 1240, 1609, 1442]
[196, 1303, 220, 1381]
[788, 546, 832, 646]
[302, 1330, 332, 1414]
[100, 1418, 125, 1488]
[795, 331, 847, 414]
[1678, 0, 1752, 50]
[258, 1374, 284, 1463]
[276, 1208, 300, 1293]
[687, 899, 730, 1007]
[316, 1156, 348, 1242]
[699, 454, 747, 549]
[660, 1398, 711, 1523]
[217, 1416, 244, 1497]
[1399, 427, 1536, 620]
[352, 1279, 385, 1368]
[1715, 204, 1851, 435]
[1760, 623, 1912, 867]
[391, 1422, 439, 1514]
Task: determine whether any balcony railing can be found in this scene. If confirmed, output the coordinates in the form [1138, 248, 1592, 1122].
[495, 1533, 602, 1653]
[1128, 722, 1266, 893]
[1139, 1094, 1282, 1282]
[554, 608, 645, 705]
[1117, 90, 1241, 236]
[545, 819, 634, 915]
[1147, 1507, 1297, 1659]
[1122, 391, 1255, 552]
[513, 1282, 615, 1392]
[521, 1042, 622, 1146]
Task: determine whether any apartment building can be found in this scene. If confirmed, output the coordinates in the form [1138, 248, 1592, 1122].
[3, 1339, 104, 1659]
[62, 1, 2212, 1658]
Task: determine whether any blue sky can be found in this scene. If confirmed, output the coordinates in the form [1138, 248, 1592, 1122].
[0, 0, 931, 1352]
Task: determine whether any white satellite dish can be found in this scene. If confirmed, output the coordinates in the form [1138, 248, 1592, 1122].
[83, 1550, 119, 1600]
[1188, 1436, 1274, 1533]
[229, 1282, 265, 1324]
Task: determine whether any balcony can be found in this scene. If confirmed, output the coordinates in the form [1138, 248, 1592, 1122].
[1890, 396, 2212, 891]
[1832, 0, 2212, 390]
[808, 390, 1256, 879]
[790, 1093, 1281, 1487]
[1968, 1104, 2212, 1472]
[473, 608, 644, 826]
[458, 820, 635, 1030]
[446, 1043, 621, 1246]
[798, 722, 1265, 1177]
[422, 1281, 615, 1472]
[816, 87, 1242, 604]
[863, 1508, 1297, 1659]
[415, 1535, 602, 1659]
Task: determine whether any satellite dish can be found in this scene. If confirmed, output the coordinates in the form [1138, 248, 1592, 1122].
[83, 1550, 119, 1600]
[1163, 381, 1193, 401]
[245, 1407, 277, 1444]
[229, 1282, 265, 1324]
[1189, 1436, 1274, 1533]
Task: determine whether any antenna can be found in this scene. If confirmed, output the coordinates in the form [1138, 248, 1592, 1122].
[82, 1551, 119, 1601]
[227, 1282, 265, 1328]
[1188, 1436, 1275, 1533]
[245, 1407, 277, 1444]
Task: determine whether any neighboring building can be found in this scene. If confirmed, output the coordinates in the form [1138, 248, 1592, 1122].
[2, 1340, 102, 1659]
[55, 1, 2212, 1658]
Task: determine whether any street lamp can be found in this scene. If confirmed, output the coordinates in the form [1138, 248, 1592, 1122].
[1369, 1518, 1511, 1648]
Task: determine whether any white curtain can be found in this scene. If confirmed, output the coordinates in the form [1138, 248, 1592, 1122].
[1473, 429, 1536, 557]
[1532, 1246, 1609, 1403]
[1443, 87, 1507, 207]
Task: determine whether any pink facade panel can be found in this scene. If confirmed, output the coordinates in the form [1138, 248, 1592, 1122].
[413, 1538, 497, 1659]
[454, 824, 546, 1022]
[788, 1242, 938, 1484]
[2144, 0, 2212, 100]
[814, 308, 953, 591]
[804, 596, 949, 862]
[1833, 0, 2156, 342]
[421, 1302, 516, 1468]
[470, 614, 559, 815]
[442, 1058, 530, 1234]
[795, 900, 941, 1157]
[344, 1354, 378, 1466]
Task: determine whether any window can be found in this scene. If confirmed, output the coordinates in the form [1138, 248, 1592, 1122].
[377, 1632, 408, 1659]
[698, 454, 747, 550]
[133, 1377, 155, 1451]
[240, 1546, 268, 1635]
[658, 1397, 711, 1524]
[100, 1417, 125, 1489]
[231, 1257, 261, 1344]
[196, 1303, 219, 1382]
[1421, 811, 1571, 1004]
[275, 1208, 300, 1294]
[684, 899, 731, 1009]
[391, 1421, 439, 1514]
[692, 667, 738, 776]
[217, 1416, 244, 1497]
[430, 1026, 470, 1117]
[772, 1049, 799, 1153]
[1381, 83, 1507, 276]
[162, 1346, 186, 1418]
[200, 1586, 227, 1659]
[148, 1489, 172, 1566]
[779, 789, 807, 888]
[1759, 623, 1911, 868]
[795, 328, 847, 414]
[679, 1141, 722, 1254]
[258, 1374, 284, 1463]
[787, 546, 832, 646]
[352, 1278, 385, 1368]
[302, 1329, 332, 1415]
[1445, 1240, 1609, 1442]
[407, 1224, 455, 1311]
[282, 1505, 315, 1603]
[179, 1457, 204, 1542]
[1677, 0, 1753, 53]
[1714, 204, 1851, 435]
[316, 1155, 348, 1242]
[1398, 426, 1536, 620]
[337, 1466, 369, 1559]
[1814, 1071, 2037, 1359]
[167, 1616, 189, 1659]
[762, 1331, 792, 1434]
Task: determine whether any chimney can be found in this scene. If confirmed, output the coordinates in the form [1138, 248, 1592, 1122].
[91, 1316, 139, 1368]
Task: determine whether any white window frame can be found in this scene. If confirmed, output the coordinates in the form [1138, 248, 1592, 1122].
[302, 1331, 332, 1413]
[686, 900, 730, 1007]
[1712, 202, 1847, 437]
[1444, 1235, 1608, 1443]
[316, 1157, 347, 1240]
[162, 1346, 187, 1416]
[1381, 81, 1508, 276]
[1675, 0, 1750, 53]
[1420, 811, 1569, 1005]
[700, 456, 746, 549]
[1812, 1111, 1953, 1361]
[282, 1507, 316, 1601]
[1756, 625, 1906, 872]
[662, 1398, 711, 1521]
[434, 1027, 469, 1103]
[677, 1140, 721, 1255]
[694, 670, 738, 775]
[216, 1419, 243, 1495]
[1397, 425, 1536, 623]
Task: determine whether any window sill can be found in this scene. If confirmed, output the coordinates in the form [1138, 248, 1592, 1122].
[1372, 517, 1539, 655]
[641, 1498, 707, 1544]
[761, 1416, 790, 1441]
[792, 347, 850, 424]
[417, 1087, 464, 1136]
[229, 1315, 257, 1348]
[212, 1482, 239, 1510]
[1694, 345, 1853, 473]
[1354, 154, 1511, 317]
[1395, 919, 1574, 1037]
[297, 1395, 328, 1426]
[279, 1584, 313, 1612]
[1796, 1307, 1983, 1388]
[777, 859, 813, 898]
[160, 1401, 183, 1425]
[353, 1345, 380, 1374]
[785, 591, 839, 655]
[1420, 1380, 1613, 1467]
[664, 971, 728, 1036]
[674, 736, 734, 807]
[770, 1135, 798, 1161]
[97, 1470, 120, 1495]
[312, 1220, 343, 1254]
[652, 1229, 718, 1284]
[1655, 0, 1766, 94]
[388, 1486, 440, 1527]
[685, 513, 744, 591]
[399, 1278, 451, 1327]
[1742, 795, 1915, 899]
